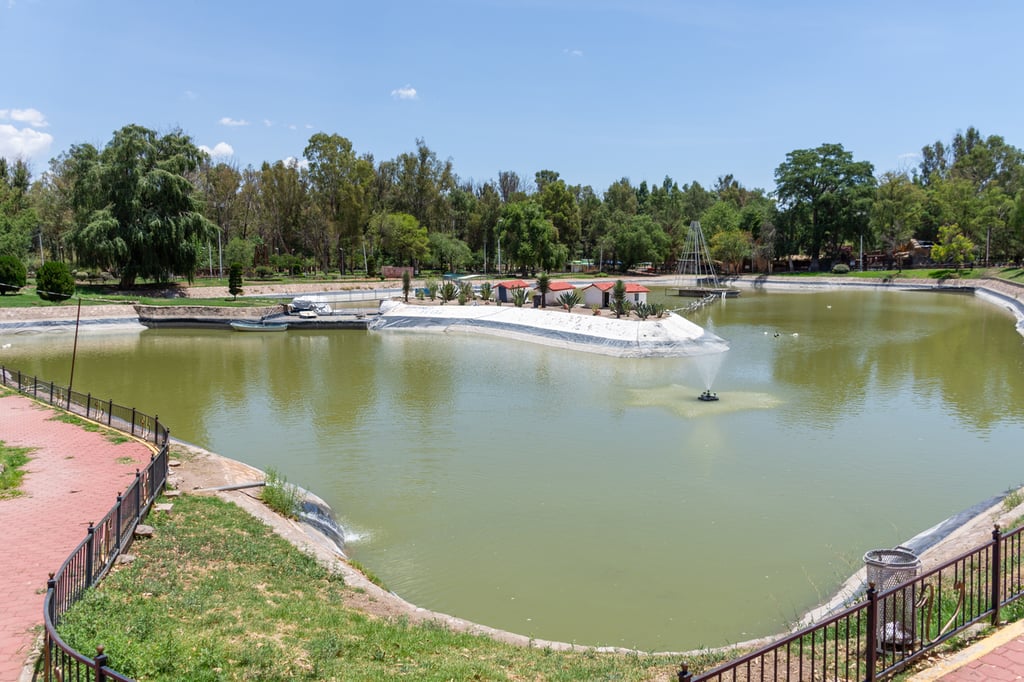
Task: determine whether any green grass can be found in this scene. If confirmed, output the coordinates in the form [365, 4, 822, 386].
[260, 467, 301, 519]
[0, 441, 33, 499]
[58, 494, 691, 681]
[48, 413, 131, 445]
[996, 267, 1024, 282]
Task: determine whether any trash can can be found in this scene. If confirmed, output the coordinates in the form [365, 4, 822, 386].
[864, 546, 921, 650]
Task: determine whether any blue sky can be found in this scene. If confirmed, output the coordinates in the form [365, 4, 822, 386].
[3, 0, 1023, 194]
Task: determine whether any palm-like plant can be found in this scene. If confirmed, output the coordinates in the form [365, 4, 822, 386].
[479, 281, 492, 303]
[610, 279, 628, 318]
[536, 273, 550, 308]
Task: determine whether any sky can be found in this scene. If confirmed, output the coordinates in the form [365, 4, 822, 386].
[3, 0, 1024, 194]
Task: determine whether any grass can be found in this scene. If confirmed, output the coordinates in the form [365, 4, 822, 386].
[260, 467, 302, 519]
[57, 494, 691, 681]
[0, 441, 33, 499]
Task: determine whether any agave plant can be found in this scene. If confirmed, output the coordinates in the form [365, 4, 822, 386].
[425, 278, 439, 301]
[511, 286, 529, 307]
[460, 281, 475, 303]
[556, 288, 582, 312]
[439, 280, 458, 304]
[479, 281, 493, 303]
[633, 301, 653, 320]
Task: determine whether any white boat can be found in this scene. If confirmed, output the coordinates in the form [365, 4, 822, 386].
[230, 320, 289, 332]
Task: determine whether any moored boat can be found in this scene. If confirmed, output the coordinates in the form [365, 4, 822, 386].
[230, 320, 289, 332]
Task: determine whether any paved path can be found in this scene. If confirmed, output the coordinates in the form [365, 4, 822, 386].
[908, 619, 1024, 681]
[0, 393, 153, 681]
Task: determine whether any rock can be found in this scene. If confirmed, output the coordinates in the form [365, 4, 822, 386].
[163, 489, 182, 498]
[154, 503, 173, 514]
[134, 524, 155, 538]
[168, 459, 182, 468]
[116, 554, 136, 565]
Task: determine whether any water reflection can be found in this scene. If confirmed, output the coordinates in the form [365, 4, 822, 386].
[2, 288, 1023, 650]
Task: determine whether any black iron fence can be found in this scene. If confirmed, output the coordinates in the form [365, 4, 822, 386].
[0, 366, 169, 682]
[681, 524, 1024, 681]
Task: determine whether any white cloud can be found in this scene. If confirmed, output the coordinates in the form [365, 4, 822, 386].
[288, 124, 297, 130]
[391, 85, 418, 100]
[563, 48, 583, 57]
[183, 90, 199, 100]
[218, 117, 249, 127]
[199, 142, 235, 158]
[0, 107, 49, 127]
[0, 123, 54, 159]
[304, 123, 313, 130]
[282, 156, 310, 171]
[264, 119, 273, 127]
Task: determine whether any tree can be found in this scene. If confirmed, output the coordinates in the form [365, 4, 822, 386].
[228, 263, 244, 299]
[36, 261, 75, 301]
[610, 279, 629, 318]
[0, 254, 27, 294]
[930, 223, 976, 271]
[774, 143, 875, 270]
[224, 237, 256, 272]
[428, 231, 472, 272]
[536, 272, 550, 308]
[498, 201, 565, 275]
[401, 269, 411, 302]
[710, 228, 752, 274]
[371, 212, 429, 268]
[699, 201, 741, 239]
[65, 125, 218, 288]
[0, 158, 36, 259]
[870, 171, 924, 267]
[607, 214, 670, 272]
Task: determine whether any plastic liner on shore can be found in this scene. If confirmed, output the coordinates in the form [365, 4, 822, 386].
[369, 301, 729, 358]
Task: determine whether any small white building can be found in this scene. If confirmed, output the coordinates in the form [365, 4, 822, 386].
[539, 280, 578, 307]
[496, 279, 530, 303]
[582, 281, 650, 308]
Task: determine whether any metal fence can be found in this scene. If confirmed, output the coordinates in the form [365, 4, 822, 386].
[0, 366, 169, 682]
[681, 525, 1024, 681]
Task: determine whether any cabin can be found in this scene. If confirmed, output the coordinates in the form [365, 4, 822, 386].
[582, 282, 650, 309]
[538, 281, 578, 307]
[496, 279, 530, 303]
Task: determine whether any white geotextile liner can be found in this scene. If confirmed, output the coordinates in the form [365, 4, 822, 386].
[370, 301, 728, 358]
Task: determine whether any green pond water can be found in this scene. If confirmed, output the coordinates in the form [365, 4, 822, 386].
[4, 288, 1024, 650]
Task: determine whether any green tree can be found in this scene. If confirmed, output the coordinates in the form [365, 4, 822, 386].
[228, 263, 244, 299]
[607, 214, 670, 272]
[0, 158, 37, 258]
[699, 201, 740, 239]
[224, 237, 256, 272]
[710, 228, 752, 274]
[498, 201, 565, 275]
[774, 143, 875, 270]
[535, 272, 550, 308]
[428, 231, 472, 272]
[931, 223, 976, 271]
[66, 125, 217, 288]
[610, 279, 629, 318]
[0, 254, 27, 294]
[870, 171, 924, 267]
[371, 212, 429, 268]
[401, 269, 411, 302]
[536, 172, 581, 253]
[36, 261, 75, 301]
[304, 133, 374, 272]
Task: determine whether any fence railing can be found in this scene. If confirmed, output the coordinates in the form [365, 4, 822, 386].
[682, 524, 1024, 681]
[0, 366, 169, 682]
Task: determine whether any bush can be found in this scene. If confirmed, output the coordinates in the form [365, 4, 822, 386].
[36, 261, 75, 301]
[0, 255, 27, 295]
[831, 263, 851, 274]
[228, 263, 244, 299]
[255, 265, 274, 280]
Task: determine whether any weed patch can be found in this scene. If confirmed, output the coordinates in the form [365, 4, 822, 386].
[0, 441, 33, 499]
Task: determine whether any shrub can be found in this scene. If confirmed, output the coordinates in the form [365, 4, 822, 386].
[479, 281, 492, 302]
[261, 467, 301, 518]
[831, 263, 851, 274]
[0, 255, 27, 295]
[255, 265, 274, 280]
[228, 263, 244, 299]
[556, 288, 581, 312]
[36, 261, 75, 301]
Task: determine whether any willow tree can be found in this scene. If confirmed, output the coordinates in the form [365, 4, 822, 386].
[67, 125, 217, 288]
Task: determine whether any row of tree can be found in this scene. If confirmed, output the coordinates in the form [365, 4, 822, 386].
[1, 124, 1022, 289]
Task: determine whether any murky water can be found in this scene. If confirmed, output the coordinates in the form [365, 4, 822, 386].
[3, 288, 1023, 650]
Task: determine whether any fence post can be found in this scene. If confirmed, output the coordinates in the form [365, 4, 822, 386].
[992, 525, 1003, 626]
[108, 398, 113, 426]
[85, 523, 95, 583]
[131, 407, 137, 435]
[86, 393, 92, 419]
[94, 645, 108, 682]
[115, 493, 123, 551]
[134, 470, 142, 522]
[866, 582, 878, 682]
[49, 380, 54, 404]
[677, 662, 692, 681]
[154, 415, 160, 444]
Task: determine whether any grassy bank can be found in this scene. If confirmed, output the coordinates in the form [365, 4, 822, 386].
[58, 494, 710, 681]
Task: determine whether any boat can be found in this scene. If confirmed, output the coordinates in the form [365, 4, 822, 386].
[230, 320, 289, 332]
[671, 221, 740, 299]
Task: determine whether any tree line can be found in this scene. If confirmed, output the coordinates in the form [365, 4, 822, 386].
[1, 123, 1022, 289]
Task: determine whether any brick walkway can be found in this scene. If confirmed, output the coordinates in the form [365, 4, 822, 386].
[0, 393, 153, 681]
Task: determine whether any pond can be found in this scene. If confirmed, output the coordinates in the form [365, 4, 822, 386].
[4, 287, 1024, 651]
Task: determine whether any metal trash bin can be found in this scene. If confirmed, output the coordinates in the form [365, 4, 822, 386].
[864, 546, 922, 650]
